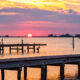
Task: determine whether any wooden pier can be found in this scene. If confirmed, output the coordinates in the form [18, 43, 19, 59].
[1, 54, 80, 80]
[0, 40, 47, 55]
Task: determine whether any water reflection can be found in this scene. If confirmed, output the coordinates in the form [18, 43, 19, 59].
[0, 37, 80, 80]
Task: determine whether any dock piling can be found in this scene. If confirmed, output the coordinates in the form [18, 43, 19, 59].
[78, 64, 80, 79]
[17, 68, 22, 80]
[0, 47, 1, 55]
[2, 46, 4, 56]
[41, 63, 47, 80]
[33, 43, 35, 53]
[24, 67, 27, 80]
[60, 64, 65, 80]
[37, 45, 40, 53]
[72, 37, 74, 50]
[22, 40, 24, 54]
[17, 46, 18, 54]
[1, 69, 4, 80]
[27, 46, 29, 53]
[9, 46, 11, 55]
[1, 38, 4, 56]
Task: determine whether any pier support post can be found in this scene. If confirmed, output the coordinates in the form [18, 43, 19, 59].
[78, 64, 80, 79]
[17, 46, 18, 54]
[0, 47, 1, 55]
[37, 45, 40, 53]
[33, 43, 35, 53]
[17, 67, 22, 80]
[22, 40, 24, 54]
[9, 46, 11, 55]
[41, 63, 47, 80]
[2, 38, 4, 56]
[27, 46, 29, 53]
[72, 37, 74, 50]
[60, 64, 65, 80]
[2, 46, 4, 56]
[24, 67, 27, 80]
[1, 69, 4, 80]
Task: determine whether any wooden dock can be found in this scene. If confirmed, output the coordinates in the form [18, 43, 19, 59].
[0, 40, 47, 55]
[0, 54, 80, 80]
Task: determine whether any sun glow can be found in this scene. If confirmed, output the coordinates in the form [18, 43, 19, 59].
[28, 33, 32, 37]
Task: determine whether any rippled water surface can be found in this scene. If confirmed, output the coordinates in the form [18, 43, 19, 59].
[0, 37, 80, 80]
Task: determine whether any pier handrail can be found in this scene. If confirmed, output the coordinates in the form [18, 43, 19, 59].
[0, 54, 80, 62]
[0, 54, 80, 80]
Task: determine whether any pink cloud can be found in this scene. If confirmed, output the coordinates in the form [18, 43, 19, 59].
[0, 21, 80, 36]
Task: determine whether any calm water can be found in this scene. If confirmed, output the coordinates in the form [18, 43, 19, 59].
[0, 37, 80, 80]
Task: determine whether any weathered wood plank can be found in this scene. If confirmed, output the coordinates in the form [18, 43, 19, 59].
[78, 63, 80, 79]
[22, 40, 24, 54]
[24, 67, 27, 80]
[0, 54, 80, 68]
[41, 63, 47, 80]
[60, 64, 65, 80]
[0, 43, 47, 47]
[1, 69, 4, 80]
[17, 68, 21, 80]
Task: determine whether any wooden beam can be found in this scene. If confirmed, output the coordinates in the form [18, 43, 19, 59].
[41, 64, 47, 80]
[72, 37, 74, 50]
[22, 40, 24, 54]
[5, 68, 20, 70]
[24, 67, 27, 80]
[78, 64, 80, 79]
[17, 46, 18, 54]
[9, 46, 11, 55]
[0, 47, 1, 55]
[1, 69, 4, 80]
[33, 44, 35, 53]
[60, 64, 65, 80]
[17, 68, 21, 80]
[27, 46, 29, 53]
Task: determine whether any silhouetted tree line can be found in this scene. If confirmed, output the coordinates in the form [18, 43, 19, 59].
[48, 34, 80, 37]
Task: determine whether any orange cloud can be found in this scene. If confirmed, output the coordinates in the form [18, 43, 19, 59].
[0, 12, 19, 15]
[0, 0, 80, 14]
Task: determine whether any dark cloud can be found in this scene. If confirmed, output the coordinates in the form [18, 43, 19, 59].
[0, 8, 80, 24]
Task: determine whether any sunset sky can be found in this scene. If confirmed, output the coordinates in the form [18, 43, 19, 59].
[0, 0, 80, 36]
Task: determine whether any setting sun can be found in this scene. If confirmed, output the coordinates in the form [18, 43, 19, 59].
[28, 33, 32, 37]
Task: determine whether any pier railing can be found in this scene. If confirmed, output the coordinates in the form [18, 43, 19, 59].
[0, 54, 80, 80]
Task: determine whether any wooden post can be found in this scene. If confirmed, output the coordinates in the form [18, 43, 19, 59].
[78, 64, 80, 79]
[9, 46, 11, 55]
[2, 45, 4, 56]
[22, 40, 24, 54]
[41, 63, 47, 80]
[1, 38, 4, 56]
[27, 46, 29, 53]
[24, 67, 27, 80]
[0, 47, 1, 55]
[72, 37, 74, 50]
[1, 69, 4, 80]
[17, 46, 18, 54]
[33, 43, 35, 53]
[37, 45, 40, 53]
[60, 64, 65, 80]
[17, 68, 21, 80]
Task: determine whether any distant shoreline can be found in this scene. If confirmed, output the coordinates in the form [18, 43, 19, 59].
[0, 36, 80, 38]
